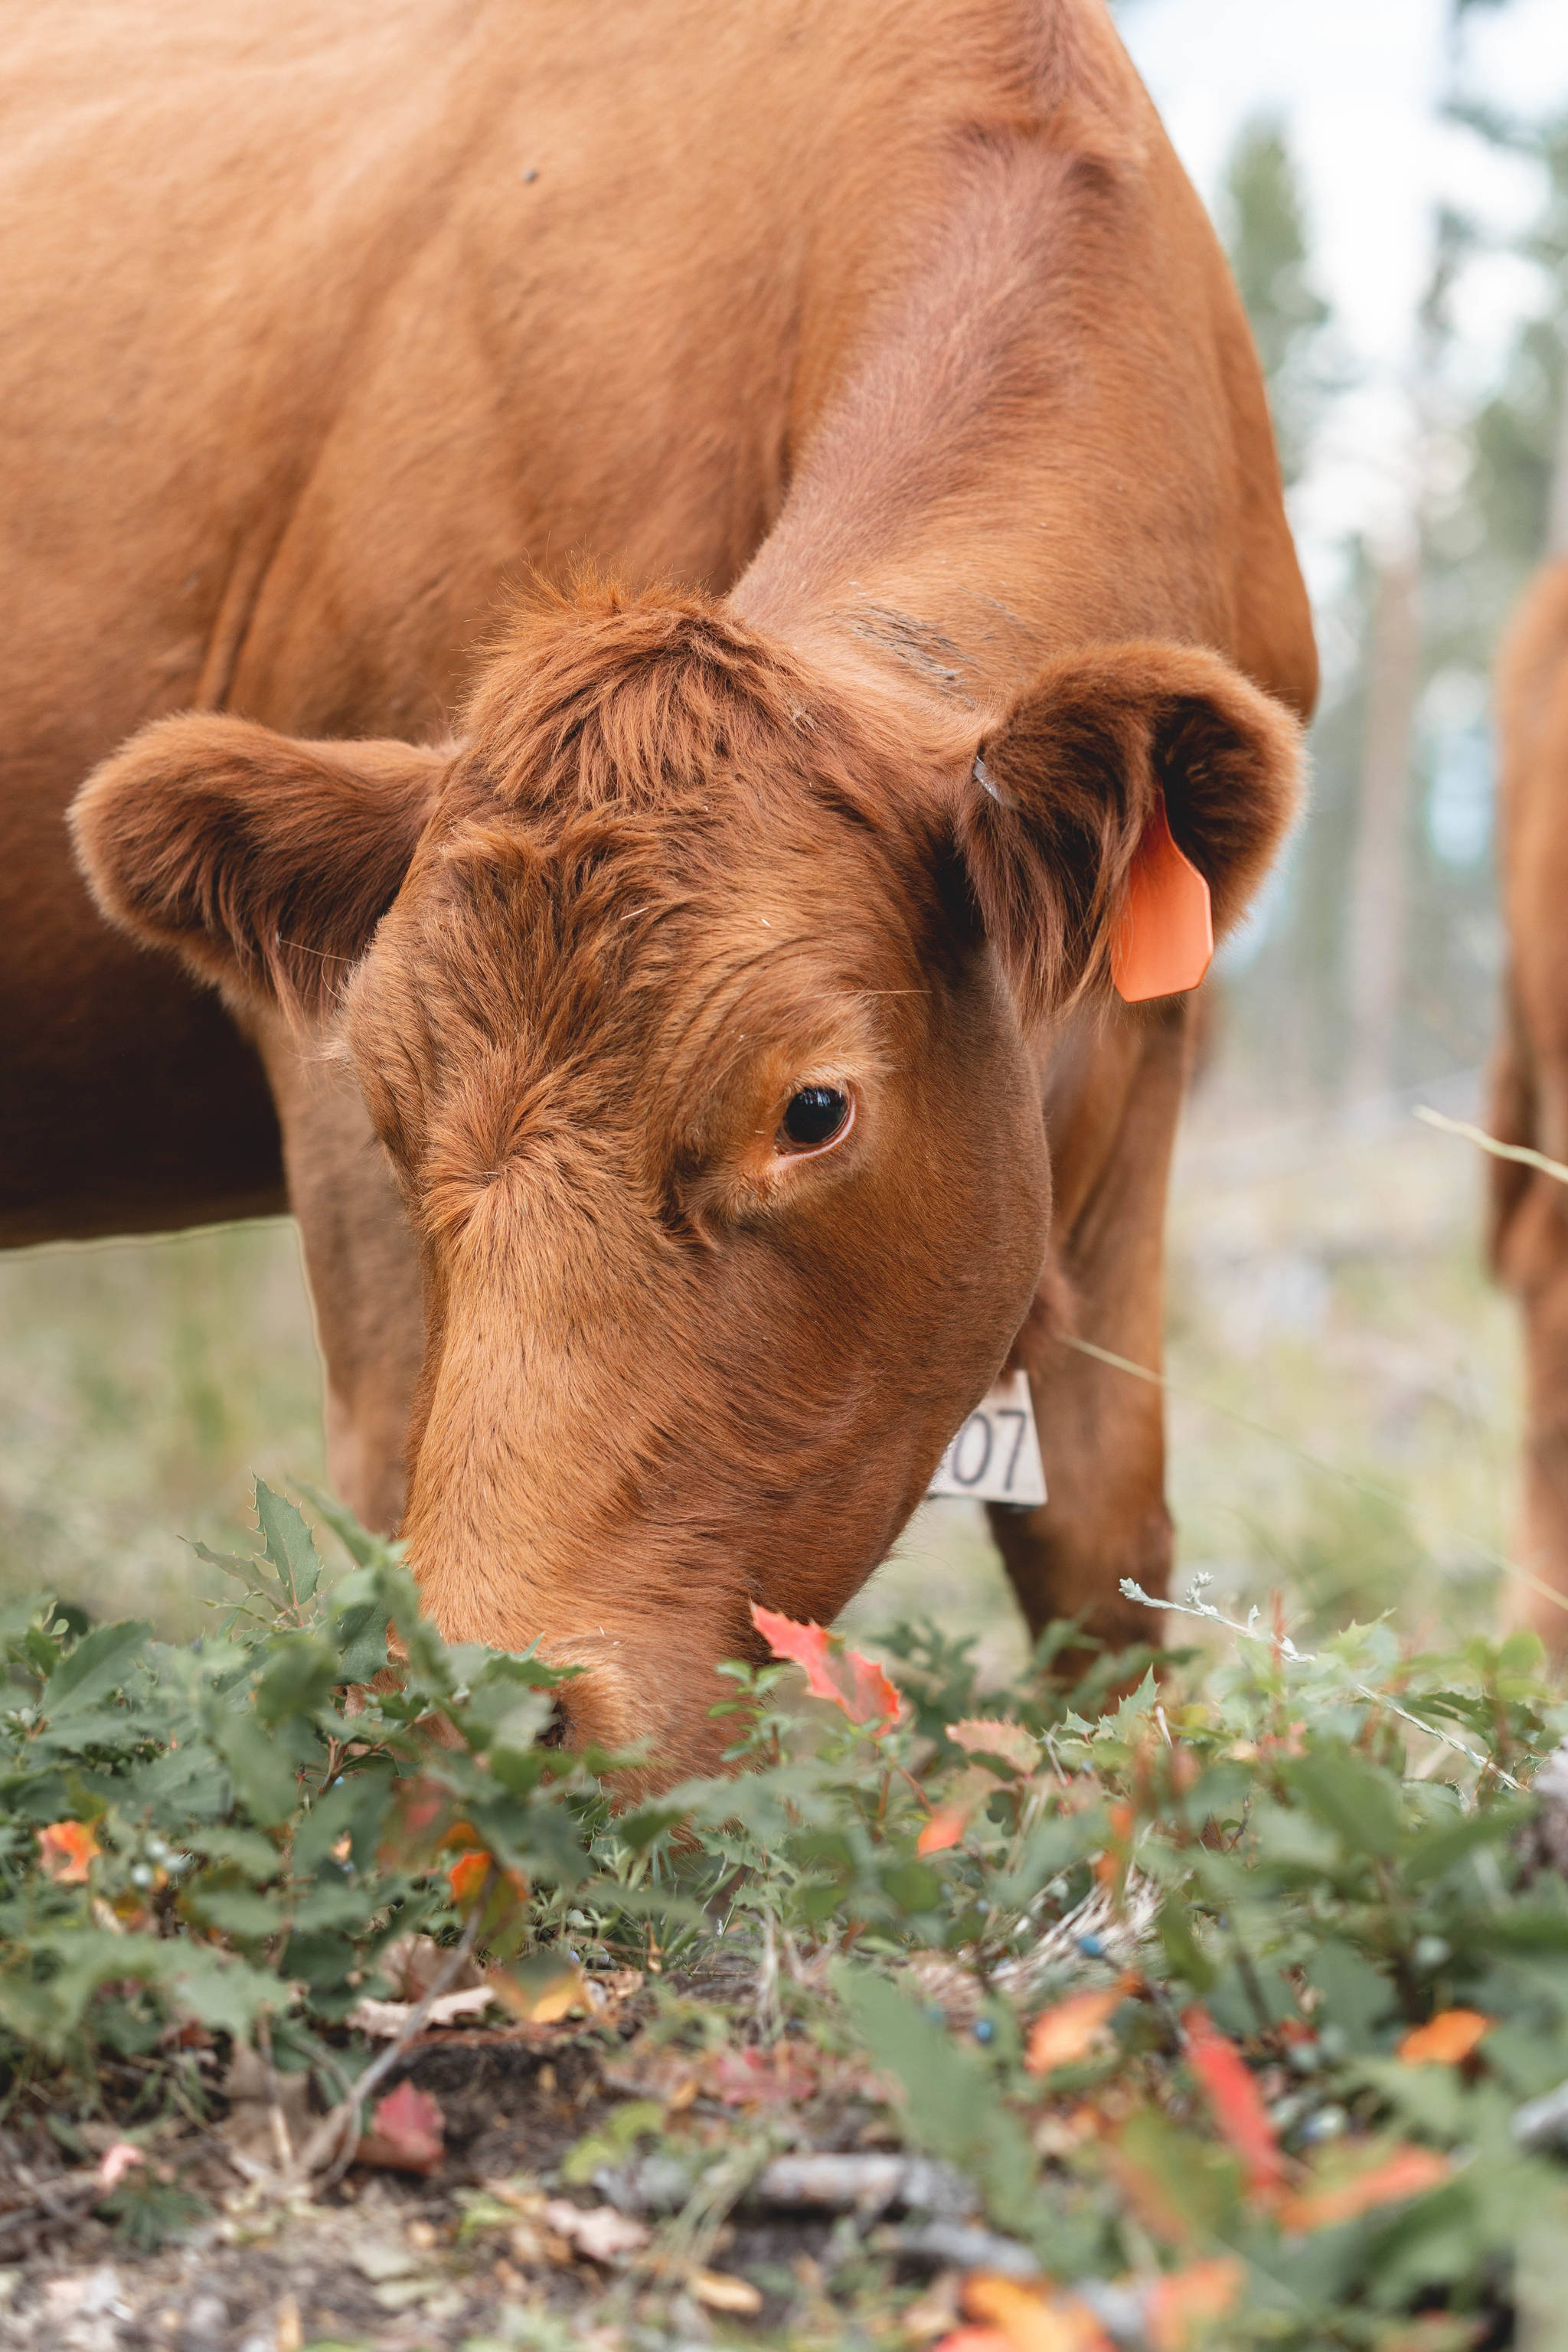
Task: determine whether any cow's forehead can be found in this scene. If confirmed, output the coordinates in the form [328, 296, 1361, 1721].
[427, 760, 931, 954]
[356, 770, 942, 1118]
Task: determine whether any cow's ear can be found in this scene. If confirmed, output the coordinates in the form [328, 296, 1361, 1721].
[70, 714, 449, 1019]
[955, 642, 1302, 1022]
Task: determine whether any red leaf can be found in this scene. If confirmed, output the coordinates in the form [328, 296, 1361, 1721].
[378, 1775, 457, 1869]
[38, 1821, 100, 1883]
[839, 1645, 903, 1726]
[1181, 2007, 1286, 2197]
[710, 2043, 820, 2109]
[355, 2079, 445, 2175]
[95, 2142, 145, 2194]
[750, 1603, 900, 1727]
[1279, 2142, 1452, 2232]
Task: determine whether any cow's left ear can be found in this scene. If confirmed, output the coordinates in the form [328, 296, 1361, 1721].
[954, 642, 1302, 1021]
[70, 714, 450, 1021]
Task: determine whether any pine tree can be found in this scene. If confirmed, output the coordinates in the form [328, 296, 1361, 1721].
[1220, 116, 1333, 488]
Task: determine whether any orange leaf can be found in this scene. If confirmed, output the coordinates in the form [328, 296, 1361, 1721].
[355, 2079, 445, 2175]
[38, 1821, 100, 1883]
[488, 1957, 586, 2024]
[750, 1603, 900, 1727]
[950, 1718, 1041, 1773]
[446, 1847, 529, 1923]
[1279, 2143, 1452, 2232]
[1025, 1978, 1135, 2076]
[1398, 2009, 1491, 2067]
[1181, 2006, 1287, 2197]
[918, 1766, 1000, 1856]
[1146, 2256, 1245, 2350]
[446, 1851, 491, 1906]
[963, 2275, 1113, 2352]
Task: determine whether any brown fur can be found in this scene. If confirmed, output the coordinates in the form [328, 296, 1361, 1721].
[1488, 560, 1568, 1648]
[76, 583, 1300, 1782]
[8, 0, 1315, 1783]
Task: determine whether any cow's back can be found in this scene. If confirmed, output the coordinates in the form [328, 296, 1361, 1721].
[2, 0, 1046, 751]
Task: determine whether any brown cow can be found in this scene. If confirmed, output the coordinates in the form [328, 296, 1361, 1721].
[1488, 558, 1568, 1651]
[7, 0, 1315, 1779]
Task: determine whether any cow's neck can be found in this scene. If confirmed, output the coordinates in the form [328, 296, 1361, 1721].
[730, 122, 1276, 727]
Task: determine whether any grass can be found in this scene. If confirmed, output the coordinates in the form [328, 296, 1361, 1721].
[0, 1220, 325, 1635]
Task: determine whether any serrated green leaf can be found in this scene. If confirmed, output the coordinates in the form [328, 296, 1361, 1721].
[185, 1883, 293, 1940]
[291, 1768, 394, 1880]
[164, 1946, 284, 2040]
[295, 1481, 403, 1573]
[253, 1480, 322, 1609]
[211, 1712, 299, 1828]
[1285, 1746, 1404, 1857]
[39, 1620, 149, 1722]
[253, 1633, 339, 1727]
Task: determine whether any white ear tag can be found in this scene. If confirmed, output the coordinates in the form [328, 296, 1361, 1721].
[927, 1368, 1047, 1508]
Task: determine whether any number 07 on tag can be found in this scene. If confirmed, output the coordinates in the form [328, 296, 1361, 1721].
[926, 1369, 1047, 1508]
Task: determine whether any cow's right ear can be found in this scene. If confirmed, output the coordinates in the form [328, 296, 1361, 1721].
[70, 714, 449, 1020]
[953, 642, 1302, 1024]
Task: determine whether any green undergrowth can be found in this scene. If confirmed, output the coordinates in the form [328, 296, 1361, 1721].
[5, 1481, 1568, 2346]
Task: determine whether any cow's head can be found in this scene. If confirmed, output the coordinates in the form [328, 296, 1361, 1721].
[72, 586, 1298, 1784]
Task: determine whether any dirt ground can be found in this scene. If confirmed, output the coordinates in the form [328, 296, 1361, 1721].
[0, 1971, 977, 2352]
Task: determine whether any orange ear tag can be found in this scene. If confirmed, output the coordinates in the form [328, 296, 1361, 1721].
[1109, 797, 1214, 1002]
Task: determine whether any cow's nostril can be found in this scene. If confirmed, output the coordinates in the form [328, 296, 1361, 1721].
[539, 1698, 568, 1749]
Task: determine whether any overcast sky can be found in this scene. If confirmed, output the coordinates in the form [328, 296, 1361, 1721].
[1119, 0, 1568, 572]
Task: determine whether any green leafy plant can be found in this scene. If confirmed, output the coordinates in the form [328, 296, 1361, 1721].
[5, 1481, 1568, 2342]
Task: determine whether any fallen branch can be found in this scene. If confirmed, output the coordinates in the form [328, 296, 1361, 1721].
[0, 2171, 101, 2255]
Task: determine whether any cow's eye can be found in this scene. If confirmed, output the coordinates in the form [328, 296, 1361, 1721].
[779, 1086, 851, 1151]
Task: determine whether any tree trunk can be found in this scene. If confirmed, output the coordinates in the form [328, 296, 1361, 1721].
[1345, 545, 1422, 1105]
[1547, 339, 1568, 557]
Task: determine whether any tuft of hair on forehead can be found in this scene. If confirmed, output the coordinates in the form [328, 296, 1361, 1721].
[459, 573, 875, 815]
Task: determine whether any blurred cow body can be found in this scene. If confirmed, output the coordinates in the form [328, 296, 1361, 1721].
[1490, 559, 1568, 1651]
[7, 0, 1312, 1774]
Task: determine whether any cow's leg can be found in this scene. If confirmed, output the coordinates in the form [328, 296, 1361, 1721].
[987, 997, 1192, 1658]
[1488, 1020, 1568, 1653]
[245, 1014, 423, 1536]
[1514, 1241, 1568, 1650]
